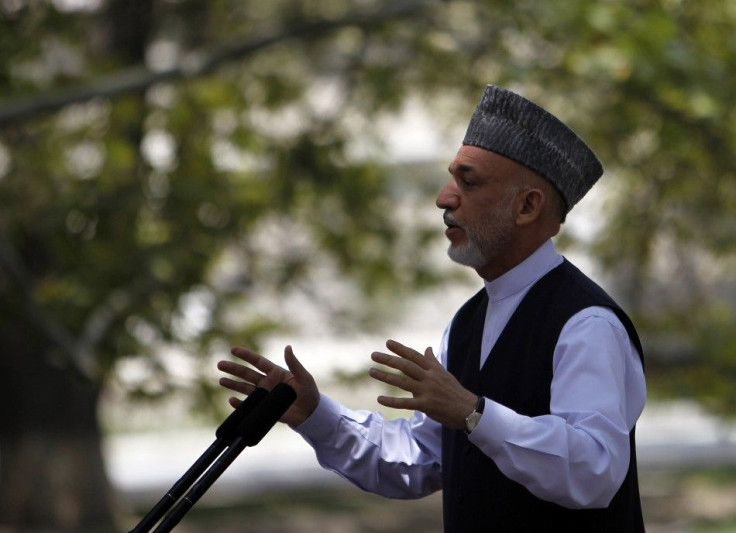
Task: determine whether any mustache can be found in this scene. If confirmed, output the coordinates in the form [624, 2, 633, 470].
[443, 211, 461, 227]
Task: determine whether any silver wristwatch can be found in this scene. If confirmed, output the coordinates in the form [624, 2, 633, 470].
[464, 395, 485, 434]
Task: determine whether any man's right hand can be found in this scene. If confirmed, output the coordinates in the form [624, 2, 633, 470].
[217, 345, 320, 427]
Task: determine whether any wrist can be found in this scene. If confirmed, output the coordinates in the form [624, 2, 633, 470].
[464, 395, 485, 434]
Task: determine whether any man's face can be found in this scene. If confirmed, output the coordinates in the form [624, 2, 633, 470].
[436, 145, 525, 276]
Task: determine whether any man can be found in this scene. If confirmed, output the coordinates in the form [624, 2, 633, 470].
[218, 85, 647, 532]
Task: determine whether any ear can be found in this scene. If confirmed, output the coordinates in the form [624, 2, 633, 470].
[514, 188, 545, 226]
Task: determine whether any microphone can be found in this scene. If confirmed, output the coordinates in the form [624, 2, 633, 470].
[239, 382, 298, 446]
[151, 383, 297, 533]
[129, 387, 268, 533]
[216, 387, 269, 441]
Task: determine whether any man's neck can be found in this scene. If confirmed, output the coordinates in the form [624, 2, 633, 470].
[475, 236, 552, 281]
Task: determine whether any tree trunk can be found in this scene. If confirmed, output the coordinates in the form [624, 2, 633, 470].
[0, 4, 156, 528]
[0, 325, 120, 532]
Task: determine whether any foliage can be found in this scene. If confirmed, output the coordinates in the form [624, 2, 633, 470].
[0, 0, 461, 410]
[1, 0, 735, 416]
[2, 0, 736, 529]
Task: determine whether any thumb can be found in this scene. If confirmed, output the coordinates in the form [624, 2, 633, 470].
[284, 345, 313, 383]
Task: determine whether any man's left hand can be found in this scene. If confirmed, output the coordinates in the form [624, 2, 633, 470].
[369, 339, 478, 430]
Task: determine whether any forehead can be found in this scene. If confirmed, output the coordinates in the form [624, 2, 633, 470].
[449, 145, 531, 181]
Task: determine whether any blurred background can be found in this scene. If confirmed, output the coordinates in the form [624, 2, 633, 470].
[1, 0, 735, 531]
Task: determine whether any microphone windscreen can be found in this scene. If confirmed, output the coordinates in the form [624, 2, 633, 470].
[215, 387, 268, 441]
[239, 383, 296, 446]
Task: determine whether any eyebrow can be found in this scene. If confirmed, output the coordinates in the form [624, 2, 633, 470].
[448, 163, 475, 175]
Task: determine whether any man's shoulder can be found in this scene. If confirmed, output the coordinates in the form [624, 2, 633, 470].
[542, 259, 615, 304]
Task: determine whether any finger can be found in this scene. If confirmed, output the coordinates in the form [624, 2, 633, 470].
[217, 360, 265, 384]
[385, 339, 432, 370]
[376, 394, 417, 411]
[219, 362, 288, 393]
[369, 367, 415, 392]
[371, 351, 425, 381]
[230, 346, 282, 374]
[219, 377, 258, 395]
[228, 396, 242, 409]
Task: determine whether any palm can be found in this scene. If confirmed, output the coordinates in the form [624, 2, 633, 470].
[219, 345, 320, 427]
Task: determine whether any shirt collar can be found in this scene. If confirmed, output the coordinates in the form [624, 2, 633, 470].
[483, 239, 563, 303]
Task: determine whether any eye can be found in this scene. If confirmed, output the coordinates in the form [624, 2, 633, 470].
[460, 178, 476, 190]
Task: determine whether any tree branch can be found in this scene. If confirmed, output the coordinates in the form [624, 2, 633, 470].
[0, 0, 435, 127]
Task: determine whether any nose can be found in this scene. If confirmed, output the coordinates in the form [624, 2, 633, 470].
[436, 180, 459, 211]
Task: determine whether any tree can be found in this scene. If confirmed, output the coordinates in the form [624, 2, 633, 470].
[1, 0, 735, 531]
[0, 1, 468, 529]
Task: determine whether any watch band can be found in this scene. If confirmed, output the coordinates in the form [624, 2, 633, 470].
[474, 395, 485, 414]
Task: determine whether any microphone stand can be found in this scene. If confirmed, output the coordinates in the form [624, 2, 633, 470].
[128, 387, 269, 533]
[151, 434, 250, 532]
[150, 383, 296, 533]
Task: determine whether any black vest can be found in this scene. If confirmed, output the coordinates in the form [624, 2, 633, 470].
[441, 260, 645, 532]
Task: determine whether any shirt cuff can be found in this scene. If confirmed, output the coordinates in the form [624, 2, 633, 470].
[291, 393, 342, 442]
[467, 397, 519, 452]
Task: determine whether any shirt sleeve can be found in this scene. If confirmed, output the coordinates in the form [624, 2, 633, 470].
[293, 392, 444, 499]
[465, 306, 647, 509]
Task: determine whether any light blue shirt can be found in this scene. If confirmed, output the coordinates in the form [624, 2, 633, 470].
[294, 240, 647, 509]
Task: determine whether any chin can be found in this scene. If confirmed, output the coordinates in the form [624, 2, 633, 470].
[447, 244, 486, 269]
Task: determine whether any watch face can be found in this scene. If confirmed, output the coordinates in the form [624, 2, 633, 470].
[466, 412, 482, 433]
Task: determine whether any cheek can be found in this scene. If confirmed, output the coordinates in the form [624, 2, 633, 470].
[466, 202, 496, 224]
[472, 203, 514, 233]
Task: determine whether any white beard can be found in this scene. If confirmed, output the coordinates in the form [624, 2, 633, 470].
[445, 198, 515, 270]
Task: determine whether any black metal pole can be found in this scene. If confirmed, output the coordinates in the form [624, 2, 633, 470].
[149, 383, 297, 532]
[151, 436, 249, 533]
[128, 387, 269, 532]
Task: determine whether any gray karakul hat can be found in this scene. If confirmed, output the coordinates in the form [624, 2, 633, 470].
[463, 85, 603, 213]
